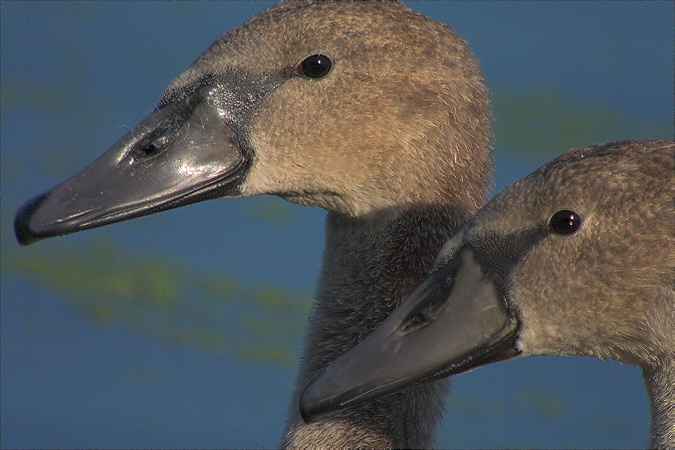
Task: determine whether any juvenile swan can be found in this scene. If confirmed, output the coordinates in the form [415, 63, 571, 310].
[301, 140, 675, 448]
[14, 1, 493, 447]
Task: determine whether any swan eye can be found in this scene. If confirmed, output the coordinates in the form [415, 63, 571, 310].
[548, 210, 582, 235]
[296, 54, 332, 79]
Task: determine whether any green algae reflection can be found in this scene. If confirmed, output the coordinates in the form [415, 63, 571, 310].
[492, 87, 673, 163]
[7, 239, 312, 368]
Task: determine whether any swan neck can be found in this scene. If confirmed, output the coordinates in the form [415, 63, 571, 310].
[283, 207, 468, 448]
[644, 357, 675, 448]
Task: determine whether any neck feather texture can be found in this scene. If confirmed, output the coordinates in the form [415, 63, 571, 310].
[283, 206, 470, 448]
[644, 357, 675, 448]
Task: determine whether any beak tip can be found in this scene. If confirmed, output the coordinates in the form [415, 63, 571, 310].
[14, 193, 49, 246]
[298, 400, 312, 424]
[298, 385, 322, 423]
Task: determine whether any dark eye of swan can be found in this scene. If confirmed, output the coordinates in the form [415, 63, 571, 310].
[296, 54, 332, 79]
[548, 210, 582, 235]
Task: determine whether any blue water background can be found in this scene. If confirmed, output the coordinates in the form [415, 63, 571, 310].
[2, 2, 673, 448]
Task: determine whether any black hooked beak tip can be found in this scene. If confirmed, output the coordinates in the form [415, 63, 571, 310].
[299, 247, 521, 422]
[14, 86, 249, 246]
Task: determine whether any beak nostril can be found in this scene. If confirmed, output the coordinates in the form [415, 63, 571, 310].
[134, 138, 166, 160]
[400, 251, 463, 333]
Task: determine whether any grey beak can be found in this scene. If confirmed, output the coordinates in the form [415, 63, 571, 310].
[15, 86, 248, 246]
[299, 247, 520, 421]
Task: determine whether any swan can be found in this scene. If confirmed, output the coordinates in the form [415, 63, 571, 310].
[14, 1, 493, 447]
[301, 140, 675, 448]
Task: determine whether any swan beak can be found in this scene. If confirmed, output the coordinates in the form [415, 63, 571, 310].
[300, 247, 520, 422]
[15, 86, 248, 246]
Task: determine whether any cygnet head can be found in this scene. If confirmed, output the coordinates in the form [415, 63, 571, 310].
[15, 0, 492, 245]
[481, 140, 674, 366]
[300, 140, 674, 420]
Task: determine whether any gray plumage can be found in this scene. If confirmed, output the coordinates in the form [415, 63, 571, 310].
[301, 140, 674, 447]
[14, 1, 493, 447]
[491, 140, 675, 448]
[444, 139, 675, 447]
